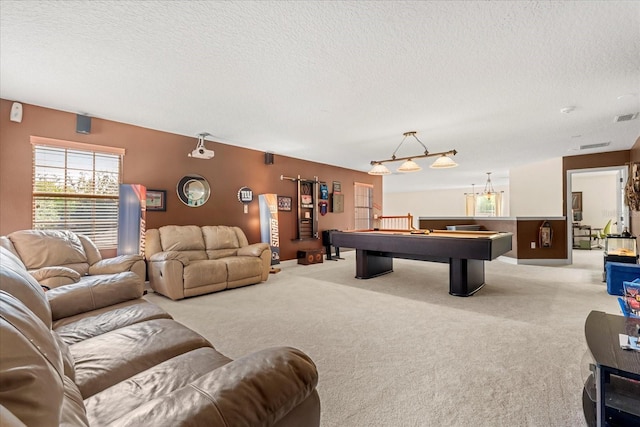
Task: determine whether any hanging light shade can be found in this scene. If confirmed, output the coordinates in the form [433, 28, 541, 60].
[368, 131, 458, 175]
[368, 162, 392, 175]
[397, 159, 422, 172]
[430, 155, 458, 169]
[483, 172, 495, 198]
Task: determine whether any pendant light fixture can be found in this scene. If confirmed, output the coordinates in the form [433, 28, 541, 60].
[483, 172, 495, 199]
[368, 131, 457, 175]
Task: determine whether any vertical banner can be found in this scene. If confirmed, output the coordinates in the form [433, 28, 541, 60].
[259, 194, 280, 265]
[117, 184, 146, 256]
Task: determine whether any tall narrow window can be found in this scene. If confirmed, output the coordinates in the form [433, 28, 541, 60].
[32, 137, 124, 249]
[354, 182, 373, 229]
[470, 193, 503, 217]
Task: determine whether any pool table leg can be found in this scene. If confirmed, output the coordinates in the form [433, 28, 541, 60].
[449, 258, 485, 296]
[355, 249, 393, 279]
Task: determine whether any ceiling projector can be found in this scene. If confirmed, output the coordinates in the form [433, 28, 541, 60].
[188, 132, 215, 159]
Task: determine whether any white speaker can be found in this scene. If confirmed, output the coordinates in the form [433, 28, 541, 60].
[10, 102, 22, 123]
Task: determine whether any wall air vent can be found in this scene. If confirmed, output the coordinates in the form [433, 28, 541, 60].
[615, 113, 639, 122]
[579, 142, 611, 150]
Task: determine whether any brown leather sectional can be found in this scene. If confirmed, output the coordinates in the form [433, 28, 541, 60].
[0, 246, 320, 426]
[1, 229, 146, 289]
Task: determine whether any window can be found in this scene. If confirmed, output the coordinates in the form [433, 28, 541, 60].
[32, 137, 124, 249]
[354, 182, 373, 229]
[465, 192, 504, 217]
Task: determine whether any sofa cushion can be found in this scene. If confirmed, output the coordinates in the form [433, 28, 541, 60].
[53, 299, 172, 345]
[183, 259, 228, 289]
[76, 234, 102, 266]
[0, 236, 21, 260]
[47, 272, 144, 321]
[202, 225, 241, 250]
[70, 318, 212, 398]
[8, 230, 87, 270]
[54, 333, 76, 381]
[159, 225, 205, 251]
[103, 347, 318, 427]
[0, 291, 64, 427]
[225, 257, 264, 282]
[61, 376, 89, 427]
[0, 247, 52, 327]
[85, 347, 232, 425]
[207, 248, 238, 260]
[30, 266, 81, 284]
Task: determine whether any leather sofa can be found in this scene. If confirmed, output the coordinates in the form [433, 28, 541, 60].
[1, 229, 145, 289]
[145, 225, 271, 300]
[0, 246, 321, 426]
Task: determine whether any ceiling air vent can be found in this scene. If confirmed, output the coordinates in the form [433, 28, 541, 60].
[615, 113, 639, 122]
[579, 142, 611, 150]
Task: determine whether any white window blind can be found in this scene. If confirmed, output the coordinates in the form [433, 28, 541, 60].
[32, 139, 123, 249]
[354, 182, 373, 230]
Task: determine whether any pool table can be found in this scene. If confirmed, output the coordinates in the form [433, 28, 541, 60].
[330, 229, 513, 296]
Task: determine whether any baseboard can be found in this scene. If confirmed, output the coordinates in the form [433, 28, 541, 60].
[497, 256, 570, 266]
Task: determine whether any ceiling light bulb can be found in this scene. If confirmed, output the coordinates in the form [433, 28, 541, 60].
[368, 163, 391, 175]
[430, 155, 458, 169]
[397, 159, 422, 172]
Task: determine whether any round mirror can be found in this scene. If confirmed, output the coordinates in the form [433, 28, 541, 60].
[177, 174, 210, 207]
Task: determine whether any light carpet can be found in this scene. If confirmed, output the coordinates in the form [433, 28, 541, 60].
[144, 249, 617, 427]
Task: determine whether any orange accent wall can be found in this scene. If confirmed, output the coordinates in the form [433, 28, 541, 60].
[0, 100, 382, 260]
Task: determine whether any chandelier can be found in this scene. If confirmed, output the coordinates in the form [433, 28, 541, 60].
[483, 172, 495, 198]
[368, 131, 458, 175]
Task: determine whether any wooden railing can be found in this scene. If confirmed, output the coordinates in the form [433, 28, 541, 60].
[377, 213, 416, 230]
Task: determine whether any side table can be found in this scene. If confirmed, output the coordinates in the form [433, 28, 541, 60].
[583, 311, 640, 426]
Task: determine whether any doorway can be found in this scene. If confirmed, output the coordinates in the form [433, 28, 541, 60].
[566, 166, 628, 264]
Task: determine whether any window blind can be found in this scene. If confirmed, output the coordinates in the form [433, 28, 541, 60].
[32, 142, 122, 249]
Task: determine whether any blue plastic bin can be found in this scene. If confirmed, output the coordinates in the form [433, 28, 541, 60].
[605, 262, 640, 296]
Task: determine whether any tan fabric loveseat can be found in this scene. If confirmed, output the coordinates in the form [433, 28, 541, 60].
[0, 246, 321, 427]
[145, 225, 271, 300]
[1, 229, 145, 289]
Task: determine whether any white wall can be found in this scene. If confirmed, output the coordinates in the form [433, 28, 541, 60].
[509, 157, 563, 217]
[571, 172, 618, 231]
[383, 185, 509, 228]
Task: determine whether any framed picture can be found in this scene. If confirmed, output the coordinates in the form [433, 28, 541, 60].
[571, 192, 582, 212]
[146, 189, 166, 211]
[278, 196, 292, 212]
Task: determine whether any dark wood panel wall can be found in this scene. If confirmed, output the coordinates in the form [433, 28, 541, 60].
[418, 218, 567, 260]
[0, 100, 382, 260]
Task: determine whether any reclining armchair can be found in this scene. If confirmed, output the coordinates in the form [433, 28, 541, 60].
[0, 229, 145, 289]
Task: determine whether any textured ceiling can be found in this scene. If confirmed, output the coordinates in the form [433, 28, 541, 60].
[1, 1, 639, 192]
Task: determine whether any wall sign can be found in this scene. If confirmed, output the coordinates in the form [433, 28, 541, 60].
[237, 186, 254, 213]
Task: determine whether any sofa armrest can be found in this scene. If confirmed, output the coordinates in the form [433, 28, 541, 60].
[149, 251, 190, 265]
[46, 272, 144, 320]
[110, 346, 318, 427]
[89, 255, 144, 275]
[237, 242, 270, 258]
[29, 266, 81, 289]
